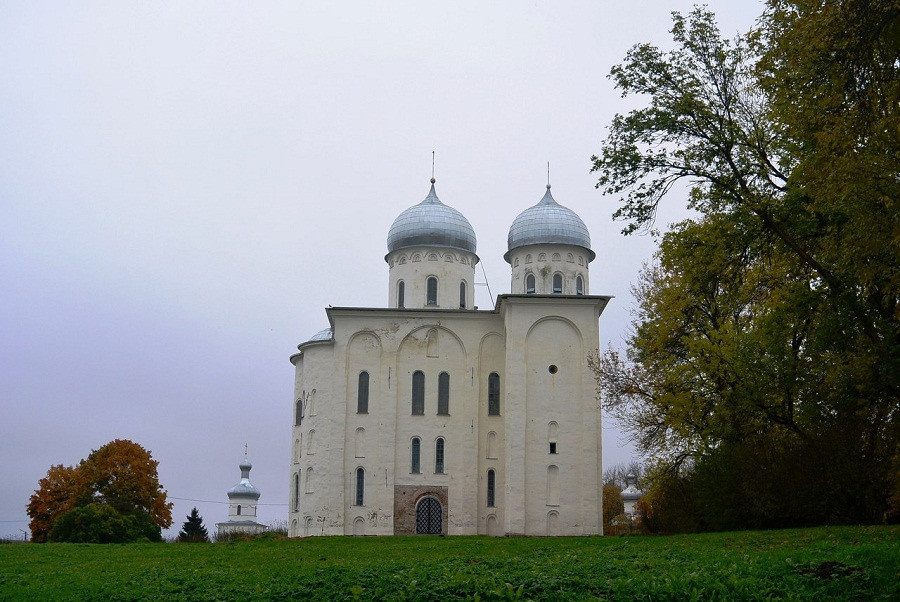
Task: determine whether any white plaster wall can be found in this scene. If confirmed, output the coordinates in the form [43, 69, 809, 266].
[289, 339, 347, 536]
[507, 244, 592, 295]
[386, 247, 478, 309]
[501, 296, 605, 536]
[288, 296, 606, 538]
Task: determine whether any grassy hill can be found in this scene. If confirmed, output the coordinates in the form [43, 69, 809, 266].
[1, 525, 896, 600]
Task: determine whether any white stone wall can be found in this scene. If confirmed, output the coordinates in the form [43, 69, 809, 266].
[288, 294, 608, 537]
[506, 243, 592, 296]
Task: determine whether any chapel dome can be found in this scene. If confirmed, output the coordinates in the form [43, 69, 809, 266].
[505, 185, 595, 263]
[387, 181, 477, 255]
[227, 457, 261, 499]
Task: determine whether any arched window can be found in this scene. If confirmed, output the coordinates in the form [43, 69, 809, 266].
[435, 437, 445, 473]
[525, 253, 532, 264]
[411, 437, 421, 473]
[547, 465, 559, 505]
[295, 398, 303, 426]
[487, 469, 496, 507]
[236, 504, 241, 516]
[412, 371, 425, 415]
[355, 427, 365, 458]
[487, 431, 497, 459]
[357, 371, 369, 414]
[426, 276, 438, 305]
[305, 467, 314, 493]
[397, 280, 405, 308]
[488, 372, 500, 415]
[525, 273, 535, 294]
[459, 281, 466, 309]
[553, 273, 563, 294]
[437, 372, 450, 415]
[293, 472, 299, 512]
[307, 430, 315, 455]
[355, 468, 365, 506]
[576, 275, 584, 295]
[548, 421, 559, 454]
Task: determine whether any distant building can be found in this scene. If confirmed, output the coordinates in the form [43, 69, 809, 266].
[216, 455, 267, 537]
[621, 472, 643, 519]
[289, 178, 610, 536]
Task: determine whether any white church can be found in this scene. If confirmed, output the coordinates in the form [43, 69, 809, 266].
[288, 177, 610, 537]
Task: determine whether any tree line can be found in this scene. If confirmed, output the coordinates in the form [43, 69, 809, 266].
[591, 0, 898, 532]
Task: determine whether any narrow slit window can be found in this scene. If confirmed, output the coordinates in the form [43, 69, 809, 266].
[487, 469, 496, 507]
[295, 398, 303, 426]
[411, 437, 421, 473]
[357, 371, 369, 414]
[488, 372, 500, 416]
[426, 276, 438, 305]
[398, 281, 405, 308]
[435, 437, 445, 473]
[412, 371, 425, 415]
[355, 468, 364, 506]
[576, 275, 584, 295]
[437, 372, 450, 415]
[459, 281, 467, 308]
[525, 274, 535, 294]
[553, 273, 563, 294]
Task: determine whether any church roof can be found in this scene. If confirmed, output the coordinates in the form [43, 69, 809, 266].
[227, 457, 261, 499]
[505, 185, 594, 262]
[387, 181, 477, 255]
[305, 328, 333, 344]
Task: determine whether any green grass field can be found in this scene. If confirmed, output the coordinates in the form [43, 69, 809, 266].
[1, 526, 897, 600]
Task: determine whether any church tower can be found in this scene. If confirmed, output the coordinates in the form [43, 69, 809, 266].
[385, 179, 479, 309]
[216, 453, 267, 538]
[504, 184, 595, 295]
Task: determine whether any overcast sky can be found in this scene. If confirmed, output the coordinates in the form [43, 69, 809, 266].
[0, 1, 763, 539]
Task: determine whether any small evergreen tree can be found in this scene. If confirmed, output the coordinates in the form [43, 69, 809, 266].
[177, 507, 209, 543]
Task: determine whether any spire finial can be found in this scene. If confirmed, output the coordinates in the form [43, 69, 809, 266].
[243, 443, 248, 458]
[431, 151, 436, 184]
[547, 161, 551, 189]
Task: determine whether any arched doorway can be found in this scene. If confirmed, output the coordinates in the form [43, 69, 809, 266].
[415, 495, 442, 534]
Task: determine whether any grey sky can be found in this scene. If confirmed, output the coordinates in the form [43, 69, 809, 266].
[0, 1, 763, 538]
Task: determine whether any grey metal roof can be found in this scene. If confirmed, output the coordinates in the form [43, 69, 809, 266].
[387, 182, 477, 254]
[227, 458, 261, 499]
[306, 328, 333, 343]
[505, 185, 594, 262]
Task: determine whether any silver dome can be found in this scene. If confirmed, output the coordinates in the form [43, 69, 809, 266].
[505, 185, 594, 262]
[387, 182, 477, 254]
[227, 458, 261, 499]
[305, 328, 333, 344]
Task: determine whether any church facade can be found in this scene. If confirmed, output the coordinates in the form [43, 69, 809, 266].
[288, 179, 609, 537]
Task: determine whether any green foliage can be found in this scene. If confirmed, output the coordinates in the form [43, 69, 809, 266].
[0, 527, 896, 599]
[48, 503, 161, 543]
[177, 507, 209, 543]
[590, 3, 899, 529]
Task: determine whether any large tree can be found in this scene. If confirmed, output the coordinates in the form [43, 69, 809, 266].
[27, 439, 172, 542]
[591, 3, 898, 528]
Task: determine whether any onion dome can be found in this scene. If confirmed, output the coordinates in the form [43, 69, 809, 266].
[505, 185, 594, 263]
[387, 180, 477, 254]
[227, 457, 261, 499]
[621, 473, 642, 503]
